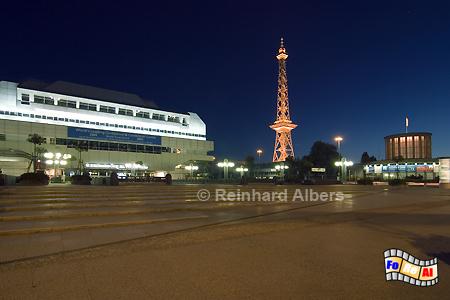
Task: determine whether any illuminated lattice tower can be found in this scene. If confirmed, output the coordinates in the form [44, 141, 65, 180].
[270, 38, 297, 162]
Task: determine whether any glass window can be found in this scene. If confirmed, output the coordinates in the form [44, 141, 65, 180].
[167, 116, 180, 123]
[406, 136, 413, 158]
[136, 111, 150, 119]
[100, 105, 116, 114]
[127, 144, 137, 152]
[79, 102, 89, 110]
[99, 142, 108, 150]
[88, 141, 98, 150]
[153, 146, 162, 154]
[21, 94, 30, 101]
[56, 138, 66, 145]
[80, 102, 97, 111]
[421, 136, 425, 158]
[21, 94, 30, 104]
[152, 113, 166, 121]
[109, 143, 118, 151]
[58, 99, 76, 108]
[118, 108, 133, 116]
[34, 95, 45, 104]
[44, 97, 54, 105]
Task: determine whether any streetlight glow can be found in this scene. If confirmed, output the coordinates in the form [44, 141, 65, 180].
[185, 165, 199, 171]
[44, 152, 54, 159]
[217, 159, 235, 179]
[256, 149, 263, 158]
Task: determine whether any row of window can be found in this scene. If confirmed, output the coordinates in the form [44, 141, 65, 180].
[1, 134, 182, 154]
[57, 138, 173, 154]
[21, 93, 189, 125]
[0, 110, 207, 138]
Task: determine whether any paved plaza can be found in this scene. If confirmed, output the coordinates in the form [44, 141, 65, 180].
[0, 183, 449, 299]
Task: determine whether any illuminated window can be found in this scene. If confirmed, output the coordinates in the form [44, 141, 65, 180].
[406, 136, 413, 158]
[414, 136, 420, 158]
[393, 138, 399, 158]
[421, 136, 425, 158]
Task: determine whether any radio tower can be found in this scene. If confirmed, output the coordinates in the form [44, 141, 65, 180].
[270, 37, 297, 162]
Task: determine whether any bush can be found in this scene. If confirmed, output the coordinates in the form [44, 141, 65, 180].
[357, 178, 373, 185]
[388, 179, 405, 186]
[110, 172, 119, 186]
[50, 176, 63, 183]
[19, 172, 49, 185]
[165, 173, 172, 185]
[70, 173, 92, 185]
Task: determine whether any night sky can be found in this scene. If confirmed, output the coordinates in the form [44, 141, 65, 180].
[2, 1, 450, 162]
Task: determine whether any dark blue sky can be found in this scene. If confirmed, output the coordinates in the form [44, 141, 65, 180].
[1, 0, 450, 162]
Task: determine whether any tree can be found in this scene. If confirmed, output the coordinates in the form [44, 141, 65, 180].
[306, 141, 339, 177]
[244, 155, 255, 177]
[27, 134, 46, 172]
[282, 156, 314, 182]
[74, 141, 88, 174]
[360, 152, 377, 164]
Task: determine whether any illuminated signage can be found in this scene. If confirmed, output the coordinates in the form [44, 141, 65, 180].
[68, 127, 161, 145]
[85, 163, 149, 170]
[379, 164, 435, 173]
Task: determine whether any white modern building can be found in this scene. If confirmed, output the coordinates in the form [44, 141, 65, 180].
[0, 80, 214, 177]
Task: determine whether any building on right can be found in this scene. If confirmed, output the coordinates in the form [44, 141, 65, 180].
[363, 131, 439, 181]
[385, 132, 432, 160]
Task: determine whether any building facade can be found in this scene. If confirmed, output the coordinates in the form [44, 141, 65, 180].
[385, 132, 432, 160]
[364, 159, 440, 181]
[0, 80, 214, 177]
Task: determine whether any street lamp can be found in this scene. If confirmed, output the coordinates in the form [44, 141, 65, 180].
[44, 152, 71, 167]
[256, 149, 263, 159]
[334, 136, 343, 153]
[274, 163, 289, 176]
[236, 166, 249, 177]
[217, 159, 235, 180]
[335, 159, 353, 182]
[185, 164, 199, 178]
[334, 137, 344, 181]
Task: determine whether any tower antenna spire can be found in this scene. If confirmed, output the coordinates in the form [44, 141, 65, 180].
[270, 38, 298, 162]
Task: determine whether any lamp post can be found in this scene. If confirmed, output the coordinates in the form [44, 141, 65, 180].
[256, 149, 263, 160]
[274, 163, 289, 176]
[236, 166, 249, 177]
[217, 159, 235, 180]
[334, 136, 343, 180]
[335, 159, 353, 182]
[185, 164, 199, 178]
[334, 136, 343, 154]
